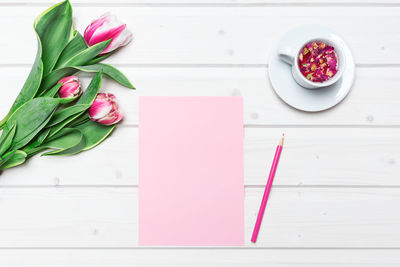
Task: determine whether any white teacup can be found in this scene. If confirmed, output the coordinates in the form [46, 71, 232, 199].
[278, 38, 346, 89]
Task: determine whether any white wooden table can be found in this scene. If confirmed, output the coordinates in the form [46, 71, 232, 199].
[0, 0, 400, 265]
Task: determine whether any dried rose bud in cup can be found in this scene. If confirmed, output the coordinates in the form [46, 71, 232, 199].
[84, 13, 133, 55]
[89, 93, 123, 125]
[57, 76, 82, 98]
[298, 41, 339, 83]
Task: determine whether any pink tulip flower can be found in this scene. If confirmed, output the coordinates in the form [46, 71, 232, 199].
[57, 76, 82, 98]
[84, 13, 133, 55]
[89, 93, 123, 125]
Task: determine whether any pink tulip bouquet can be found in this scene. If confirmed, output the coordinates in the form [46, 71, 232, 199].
[0, 0, 134, 172]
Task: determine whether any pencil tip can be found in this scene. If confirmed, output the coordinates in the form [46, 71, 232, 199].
[279, 135, 284, 146]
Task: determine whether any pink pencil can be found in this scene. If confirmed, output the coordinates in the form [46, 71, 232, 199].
[251, 134, 284, 243]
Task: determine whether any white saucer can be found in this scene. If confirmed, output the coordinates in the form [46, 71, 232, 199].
[268, 25, 355, 112]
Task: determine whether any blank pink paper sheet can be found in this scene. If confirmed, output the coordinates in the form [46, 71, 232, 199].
[139, 96, 244, 246]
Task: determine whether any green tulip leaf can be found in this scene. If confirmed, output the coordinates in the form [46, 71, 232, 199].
[0, 122, 17, 156]
[5, 97, 60, 151]
[0, 0, 74, 128]
[74, 119, 116, 151]
[0, 150, 27, 170]
[0, 150, 16, 164]
[76, 71, 103, 105]
[35, 128, 51, 146]
[57, 95, 80, 104]
[47, 104, 90, 128]
[54, 30, 87, 69]
[68, 112, 90, 127]
[41, 128, 86, 156]
[86, 51, 115, 65]
[47, 113, 81, 139]
[41, 82, 62, 97]
[74, 64, 135, 89]
[22, 127, 51, 157]
[39, 39, 109, 93]
[55, 39, 111, 70]
[0, 37, 43, 129]
[34, 0, 73, 75]
[36, 128, 51, 145]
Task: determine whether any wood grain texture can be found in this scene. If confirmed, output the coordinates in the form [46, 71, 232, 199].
[4, 0, 400, 4]
[0, 127, 399, 186]
[1, 67, 400, 126]
[0, 0, 398, 264]
[0, 6, 399, 65]
[0, 187, 398, 247]
[0, 249, 399, 267]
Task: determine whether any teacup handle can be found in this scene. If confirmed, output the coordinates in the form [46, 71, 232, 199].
[278, 47, 296, 65]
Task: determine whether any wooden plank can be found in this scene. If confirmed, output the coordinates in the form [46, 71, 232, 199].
[248, 187, 400, 247]
[0, 187, 398, 247]
[0, 249, 399, 267]
[0, 126, 138, 186]
[0, 7, 399, 65]
[1, 67, 400, 126]
[244, 127, 400, 186]
[4, 0, 400, 4]
[0, 187, 137, 247]
[0, 127, 399, 186]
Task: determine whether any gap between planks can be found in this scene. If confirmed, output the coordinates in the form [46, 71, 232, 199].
[2, 2, 400, 8]
[119, 125, 400, 128]
[0, 185, 399, 188]
[2, 64, 400, 68]
[0, 247, 400, 249]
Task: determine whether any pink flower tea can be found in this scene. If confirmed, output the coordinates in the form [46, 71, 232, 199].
[298, 41, 338, 83]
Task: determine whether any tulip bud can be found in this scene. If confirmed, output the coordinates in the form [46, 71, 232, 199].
[89, 93, 123, 125]
[84, 13, 133, 55]
[57, 76, 82, 98]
